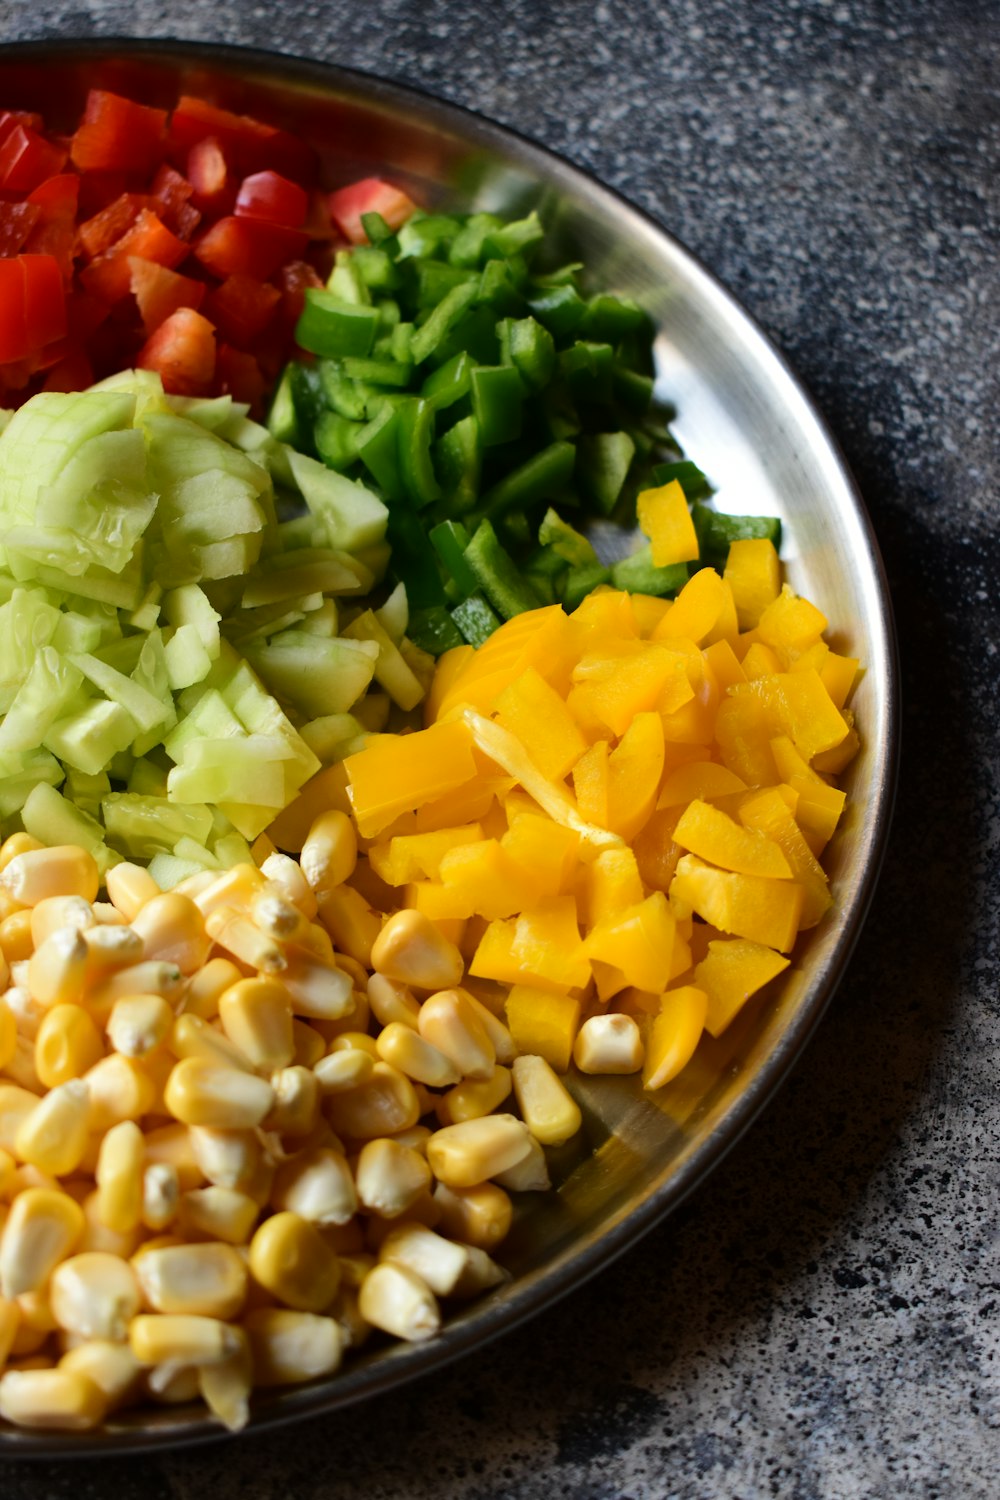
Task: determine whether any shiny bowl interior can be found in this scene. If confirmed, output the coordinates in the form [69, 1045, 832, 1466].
[0, 39, 898, 1455]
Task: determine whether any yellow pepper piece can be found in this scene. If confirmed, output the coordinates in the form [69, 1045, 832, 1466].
[724, 538, 781, 629]
[511, 899, 591, 992]
[738, 788, 831, 928]
[713, 693, 780, 787]
[653, 567, 729, 645]
[414, 774, 514, 833]
[505, 988, 581, 1072]
[567, 589, 638, 654]
[267, 765, 351, 854]
[769, 737, 846, 848]
[812, 718, 859, 775]
[469, 919, 532, 989]
[637, 479, 699, 566]
[657, 760, 747, 808]
[702, 637, 747, 694]
[748, 670, 849, 762]
[571, 741, 609, 827]
[630, 594, 673, 636]
[672, 798, 792, 879]
[501, 815, 580, 899]
[642, 985, 708, 1089]
[438, 840, 535, 921]
[583, 892, 676, 994]
[756, 585, 828, 656]
[368, 825, 484, 886]
[818, 652, 860, 710]
[424, 645, 474, 723]
[741, 641, 783, 679]
[694, 937, 790, 1036]
[580, 847, 645, 928]
[345, 720, 478, 838]
[605, 712, 664, 842]
[494, 667, 589, 782]
[632, 808, 682, 893]
[569, 644, 693, 738]
[671, 853, 804, 953]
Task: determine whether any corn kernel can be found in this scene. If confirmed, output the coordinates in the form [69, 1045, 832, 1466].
[135, 1241, 248, 1321]
[248, 1211, 341, 1312]
[367, 972, 421, 1031]
[218, 977, 294, 1071]
[131, 893, 210, 974]
[183, 957, 243, 1021]
[29, 895, 94, 950]
[60, 1340, 142, 1410]
[435, 1065, 512, 1127]
[511, 1055, 582, 1146]
[301, 811, 357, 894]
[0, 1188, 85, 1299]
[244, 1307, 342, 1387]
[426, 1114, 533, 1189]
[271, 1148, 357, 1227]
[356, 1139, 432, 1220]
[198, 1324, 252, 1432]
[130, 1313, 242, 1367]
[1, 847, 99, 907]
[164, 1057, 275, 1129]
[84, 1054, 155, 1131]
[432, 1182, 513, 1252]
[418, 989, 495, 1081]
[264, 1065, 320, 1136]
[49, 1253, 141, 1342]
[370, 910, 464, 992]
[573, 1013, 644, 1074]
[0, 1366, 107, 1431]
[33, 1004, 103, 1090]
[15, 1080, 90, 1176]
[107, 993, 174, 1059]
[324, 1062, 421, 1141]
[358, 1261, 439, 1343]
[95, 1120, 145, 1234]
[177, 1187, 258, 1246]
[105, 863, 161, 922]
[376, 1022, 461, 1089]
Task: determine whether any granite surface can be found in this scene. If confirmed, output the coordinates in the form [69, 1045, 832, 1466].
[1, 1, 997, 1496]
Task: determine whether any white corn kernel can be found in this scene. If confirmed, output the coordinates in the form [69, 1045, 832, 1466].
[250, 887, 308, 944]
[450, 1244, 508, 1299]
[300, 811, 357, 894]
[377, 1222, 468, 1297]
[0, 1188, 85, 1298]
[493, 1133, 551, 1193]
[82, 923, 144, 977]
[188, 1126, 260, 1192]
[142, 1163, 180, 1232]
[131, 893, 210, 974]
[135, 1242, 248, 1320]
[265, 1065, 321, 1137]
[105, 863, 161, 923]
[49, 1253, 141, 1341]
[271, 1148, 357, 1227]
[358, 1261, 440, 1343]
[169, 1013, 252, 1072]
[29, 895, 94, 950]
[367, 972, 421, 1031]
[27, 927, 88, 1008]
[1, 847, 100, 907]
[573, 1013, 644, 1074]
[60, 1340, 142, 1409]
[0, 1367, 107, 1431]
[418, 989, 495, 1081]
[511, 1055, 582, 1146]
[313, 1049, 374, 1094]
[107, 993, 174, 1059]
[355, 1139, 432, 1220]
[176, 1187, 258, 1245]
[204, 907, 285, 974]
[376, 1022, 461, 1089]
[84, 1054, 156, 1131]
[198, 1325, 252, 1432]
[370, 910, 464, 992]
[281, 951, 354, 1021]
[244, 1308, 342, 1387]
[323, 1062, 421, 1142]
[259, 853, 318, 919]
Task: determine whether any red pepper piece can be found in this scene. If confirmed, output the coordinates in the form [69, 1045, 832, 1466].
[216, 342, 266, 411]
[77, 170, 130, 218]
[0, 110, 44, 145]
[169, 95, 316, 183]
[25, 173, 80, 277]
[0, 201, 41, 257]
[327, 178, 417, 245]
[70, 89, 168, 175]
[66, 289, 110, 343]
[276, 258, 324, 331]
[193, 215, 308, 281]
[76, 192, 151, 260]
[0, 253, 67, 362]
[150, 163, 201, 239]
[0, 124, 68, 194]
[234, 170, 308, 229]
[136, 305, 216, 395]
[187, 138, 235, 217]
[205, 273, 280, 346]
[81, 209, 189, 304]
[128, 256, 207, 336]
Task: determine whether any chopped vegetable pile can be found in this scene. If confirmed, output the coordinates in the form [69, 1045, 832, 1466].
[0, 82, 862, 1438]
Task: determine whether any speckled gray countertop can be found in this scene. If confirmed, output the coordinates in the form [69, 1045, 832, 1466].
[1, 2, 997, 1496]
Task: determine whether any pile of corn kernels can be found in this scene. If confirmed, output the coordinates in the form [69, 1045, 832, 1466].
[0, 813, 630, 1433]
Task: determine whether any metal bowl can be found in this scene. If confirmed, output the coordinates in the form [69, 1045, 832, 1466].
[0, 39, 898, 1455]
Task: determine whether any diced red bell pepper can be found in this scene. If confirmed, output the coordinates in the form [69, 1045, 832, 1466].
[136, 306, 216, 395]
[0, 110, 44, 145]
[216, 342, 266, 410]
[0, 202, 41, 257]
[129, 256, 207, 336]
[327, 177, 418, 245]
[193, 215, 308, 281]
[0, 124, 68, 195]
[70, 90, 168, 175]
[0, 254, 67, 363]
[76, 192, 151, 260]
[205, 273, 280, 347]
[81, 209, 189, 304]
[150, 163, 201, 239]
[275, 258, 324, 333]
[24, 174, 80, 279]
[186, 138, 236, 217]
[169, 95, 316, 183]
[42, 344, 95, 393]
[234, 170, 308, 229]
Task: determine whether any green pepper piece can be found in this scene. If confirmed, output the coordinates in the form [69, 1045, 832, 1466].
[482, 211, 545, 260]
[314, 411, 362, 472]
[360, 210, 394, 245]
[396, 214, 462, 259]
[451, 592, 501, 646]
[537, 382, 581, 442]
[387, 507, 448, 608]
[479, 440, 576, 521]
[341, 356, 413, 387]
[497, 315, 557, 392]
[524, 543, 571, 580]
[390, 322, 414, 363]
[612, 364, 655, 414]
[579, 293, 648, 341]
[412, 258, 478, 310]
[559, 341, 614, 404]
[691, 503, 781, 564]
[410, 282, 479, 364]
[267, 365, 302, 447]
[538, 507, 597, 567]
[433, 414, 481, 516]
[471, 365, 523, 446]
[611, 545, 689, 597]
[422, 351, 473, 411]
[449, 212, 504, 268]
[464, 520, 543, 619]
[527, 283, 587, 340]
[562, 561, 613, 610]
[651, 460, 712, 500]
[296, 292, 379, 358]
[407, 605, 466, 656]
[350, 245, 401, 292]
[476, 256, 528, 315]
[429, 520, 477, 600]
[326, 252, 371, 306]
[577, 430, 636, 515]
[397, 397, 441, 509]
[355, 404, 405, 501]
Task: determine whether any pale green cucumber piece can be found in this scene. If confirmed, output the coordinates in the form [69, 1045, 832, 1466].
[0, 648, 86, 754]
[21, 783, 117, 876]
[285, 448, 388, 552]
[69, 653, 169, 736]
[374, 581, 408, 644]
[161, 585, 222, 658]
[341, 609, 424, 712]
[242, 633, 379, 720]
[44, 701, 137, 776]
[102, 793, 214, 858]
[164, 625, 214, 691]
[300, 714, 365, 764]
[0, 749, 64, 819]
[128, 758, 169, 798]
[147, 852, 206, 889]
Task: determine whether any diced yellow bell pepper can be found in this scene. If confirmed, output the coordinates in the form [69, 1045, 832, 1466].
[630, 594, 673, 636]
[642, 985, 708, 1089]
[694, 937, 790, 1036]
[438, 839, 536, 920]
[819, 652, 860, 710]
[672, 798, 792, 878]
[569, 643, 692, 738]
[702, 637, 747, 694]
[756, 585, 828, 656]
[494, 667, 589, 781]
[512, 898, 591, 991]
[413, 773, 514, 833]
[571, 740, 609, 827]
[345, 720, 478, 837]
[505, 987, 581, 1072]
[469, 918, 531, 987]
[812, 716, 860, 775]
[724, 538, 781, 629]
[749, 670, 850, 762]
[580, 846, 645, 928]
[605, 712, 664, 841]
[657, 761, 747, 808]
[502, 814, 580, 899]
[741, 641, 783, 679]
[738, 788, 831, 928]
[703, 577, 740, 647]
[403, 879, 474, 921]
[632, 807, 682, 893]
[368, 824, 485, 885]
[670, 853, 804, 953]
[583, 892, 676, 994]
[567, 589, 639, 654]
[637, 479, 700, 566]
[424, 644, 474, 723]
[653, 567, 729, 645]
[713, 693, 780, 787]
[769, 737, 845, 848]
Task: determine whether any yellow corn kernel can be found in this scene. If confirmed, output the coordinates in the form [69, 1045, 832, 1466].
[171, 870, 217, 902]
[271, 1147, 357, 1228]
[573, 1013, 645, 1075]
[1, 847, 100, 907]
[60, 1340, 142, 1410]
[449, 1243, 507, 1298]
[329, 1032, 380, 1060]
[32, 1004, 103, 1091]
[205, 908, 286, 977]
[0, 1294, 20, 1366]
[316, 886, 382, 969]
[144, 1123, 204, 1192]
[142, 1163, 180, 1232]
[106, 994, 174, 1059]
[15, 1080, 90, 1176]
[188, 1126, 260, 1191]
[183, 957, 243, 1021]
[244, 1307, 342, 1387]
[0, 1086, 39, 1156]
[3, 983, 44, 1045]
[358, 1261, 440, 1343]
[425, 1114, 534, 1189]
[367, 972, 421, 1031]
[248, 886, 308, 947]
[370, 910, 464, 992]
[323, 1062, 420, 1141]
[169, 1013, 251, 1073]
[82, 924, 144, 979]
[15, 1287, 57, 1335]
[511, 1054, 582, 1146]
[0, 832, 44, 872]
[164, 1056, 275, 1129]
[0, 1148, 14, 1197]
[314, 1049, 375, 1094]
[0, 909, 35, 962]
[0, 996, 15, 1072]
[135, 1240, 248, 1321]
[29, 895, 94, 950]
[176, 1186, 258, 1246]
[355, 1139, 431, 1220]
[377, 1221, 468, 1296]
[49, 1253, 141, 1342]
[84, 1054, 155, 1131]
[418, 989, 495, 1081]
[4, 1031, 44, 1093]
[376, 1022, 461, 1089]
[301, 811, 357, 894]
[131, 893, 210, 974]
[88, 960, 185, 1022]
[280, 950, 354, 1022]
[191, 863, 265, 920]
[198, 1324, 252, 1432]
[291, 1019, 326, 1070]
[259, 852, 318, 919]
[435, 1065, 512, 1127]
[218, 977, 294, 1071]
[76, 1190, 141, 1260]
[143, 1362, 201, 1402]
[0, 1188, 84, 1298]
[264, 1066, 320, 1137]
[129, 1313, 242, 1368]
[248, 1211, 341, 1312]
[95, 1120, 145, 1234]
[91, 902, 127, 927]
[432, 1181, 513, 1252]
[0, 1366, 107, 1431]
[493, 1134, 550, 1192]
[329, 1281, 371, 1351]
[105, 862, 161, 923]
